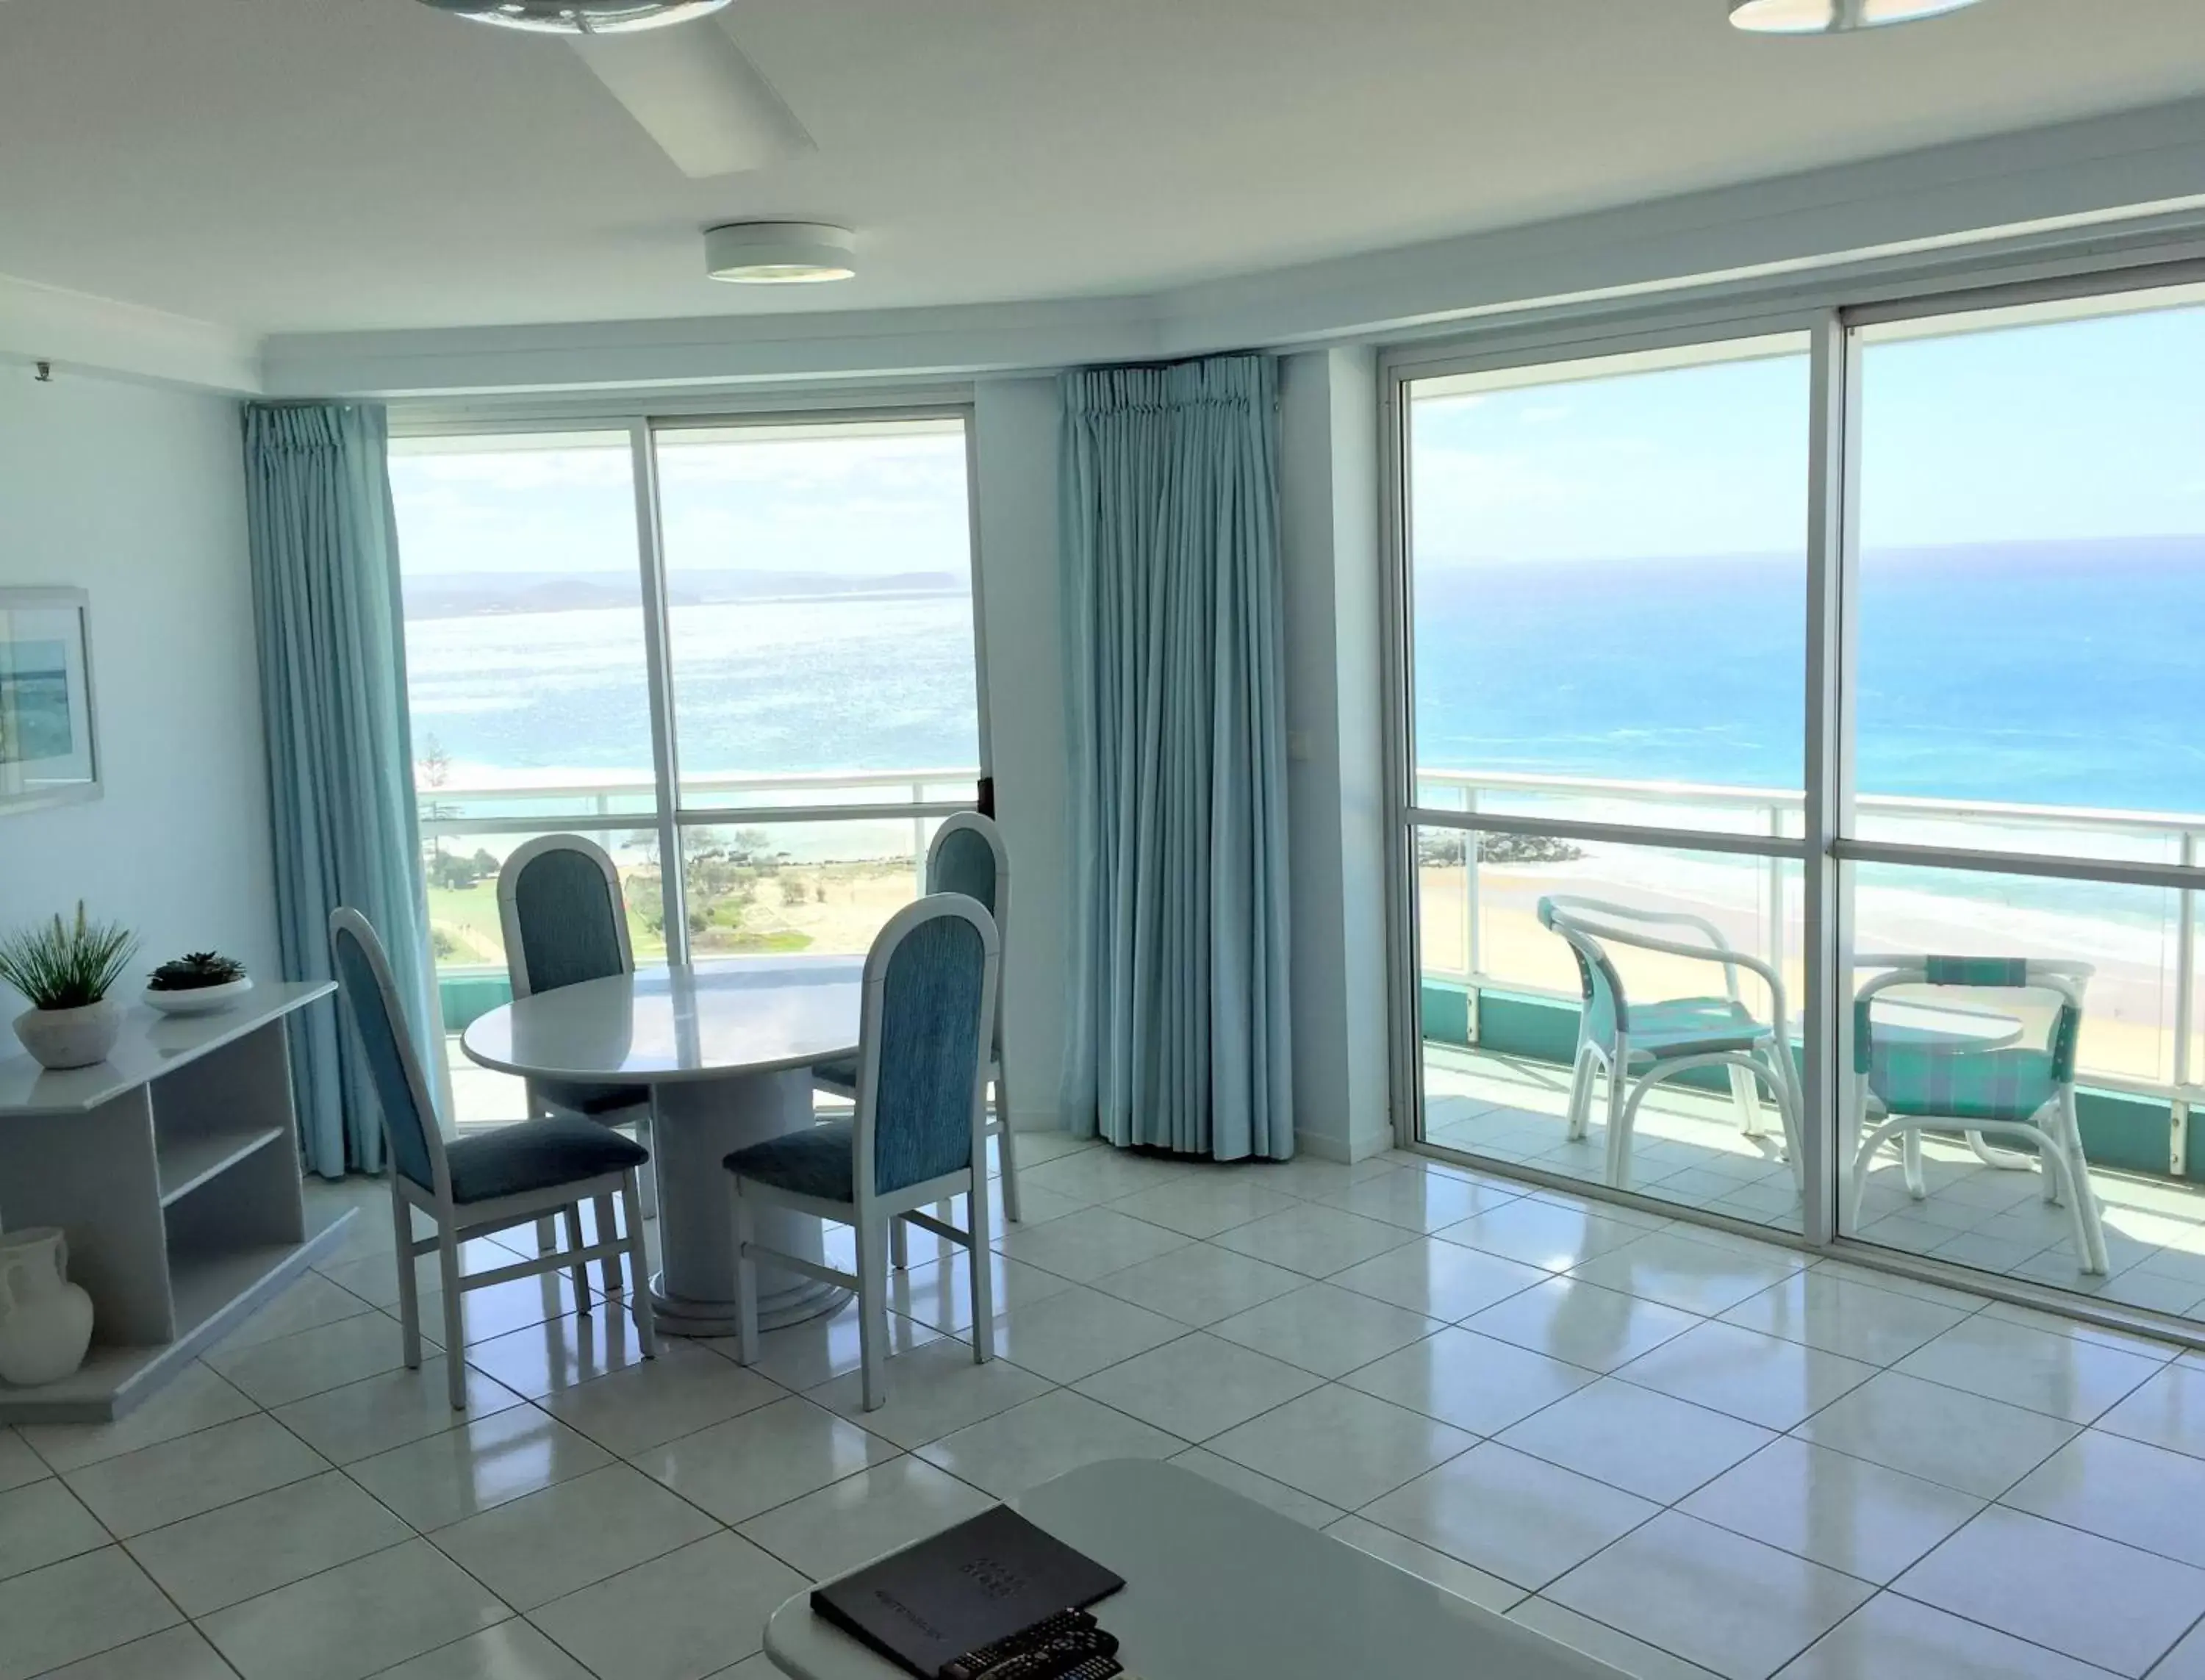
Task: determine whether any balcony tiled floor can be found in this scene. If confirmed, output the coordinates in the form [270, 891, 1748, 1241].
[1424, 1045, 2205, 1323]
[10, 1138, 2205, 1678]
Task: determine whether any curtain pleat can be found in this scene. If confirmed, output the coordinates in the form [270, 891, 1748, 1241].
[1060, 355, 1294, 1160]
[243, 402, 431, 1177]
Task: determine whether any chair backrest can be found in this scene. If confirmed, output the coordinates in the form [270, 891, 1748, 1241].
[1854, 957, 2091, 1088]
[927, 813, 1008, 1050]
[328, 907, 451, 1199]
[1538, 893, 1786, 1049]
[853, 893, 1001, 1201]
[927, 812, 1008, 925]
[497, 835, 635, 1000]
[1538, 896, 1631, 1041]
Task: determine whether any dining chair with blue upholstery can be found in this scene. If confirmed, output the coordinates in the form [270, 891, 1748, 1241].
[329, 907, 658, 1409]
[498, 835, 659, 1278]
[814, 812, 1019, 1268]
[728, 892, 1001, 1412]
[1851, 956, 2107, 1274]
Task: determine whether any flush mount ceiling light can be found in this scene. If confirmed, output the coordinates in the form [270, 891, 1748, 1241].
[706, 222, 857, 284]
[415, 1, 734, 33]
[1730, 0, 1987, 32]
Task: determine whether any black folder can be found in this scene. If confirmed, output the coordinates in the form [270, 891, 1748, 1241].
[810, 1504, 1125, 1678]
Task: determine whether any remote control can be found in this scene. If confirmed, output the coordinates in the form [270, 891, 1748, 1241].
[942, 1610, 1112, 1680]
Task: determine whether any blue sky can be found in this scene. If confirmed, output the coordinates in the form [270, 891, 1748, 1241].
[1412, 301, 2205, 564]
[390, 301, 2205, 584]
[389, 428, 974, 581]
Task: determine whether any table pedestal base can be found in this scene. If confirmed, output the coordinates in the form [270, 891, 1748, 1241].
[648, 1066, 852, 1338]
[649, 1270, 851, 1336]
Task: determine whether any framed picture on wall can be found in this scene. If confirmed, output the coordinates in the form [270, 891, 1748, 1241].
[0, 588, 99, 814]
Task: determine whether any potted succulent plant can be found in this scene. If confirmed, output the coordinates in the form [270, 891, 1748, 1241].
[144, 950, 253, 1016]
[0, 903, 138, 1070]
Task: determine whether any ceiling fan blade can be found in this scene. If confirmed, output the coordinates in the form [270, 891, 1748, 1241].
[570, 20, 814, 178]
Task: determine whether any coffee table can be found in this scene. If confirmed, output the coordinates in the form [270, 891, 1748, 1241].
[763, 1459, 1624, 1679]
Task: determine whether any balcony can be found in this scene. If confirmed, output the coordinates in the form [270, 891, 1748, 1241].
[1414, 768, 2205, 1318]
[416, 767, 978, 1129]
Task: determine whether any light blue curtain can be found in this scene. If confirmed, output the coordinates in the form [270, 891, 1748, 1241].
[1059, 354, 1294, 1160]
[245, 402, 431, 1177]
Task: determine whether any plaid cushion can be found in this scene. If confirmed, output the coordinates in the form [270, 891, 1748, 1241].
[1925, 956, 2029, 988]
[1866, 1043, 2059, 1124]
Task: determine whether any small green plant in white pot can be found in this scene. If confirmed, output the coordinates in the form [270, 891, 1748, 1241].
[0, 903, 138, 1070]
[144, 950, 252, 1016]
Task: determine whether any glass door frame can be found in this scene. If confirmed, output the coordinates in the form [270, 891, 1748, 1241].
[1378, 257, 2205, 1297]
[389, 400, 992, 971]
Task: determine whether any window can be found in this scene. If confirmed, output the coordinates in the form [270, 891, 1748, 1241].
[389, 413, 986, 1126]
[651, 419, 981, 967]
[1388, 278, 2205, 1322]
[654, 420, 980, 811]
[1419, 828, 1804, 1231]
[1835, 290, 2205, 1304]
[1855, 298, 2205, 828]
[388, 432, 656, 804]
[1401, 337, 1813, 1230]
[1410, 339, 1810, 810]
[1840, 866, 2188, 1312]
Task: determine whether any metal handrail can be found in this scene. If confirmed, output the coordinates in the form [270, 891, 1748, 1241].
[1411, 766, 2203, 1119]
[1418, 767, 2205, 841]
[417, 766, 982, 838]
[417, 765, 986, 980]
[420, 764, 979, 808]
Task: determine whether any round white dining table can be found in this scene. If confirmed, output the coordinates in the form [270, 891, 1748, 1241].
[462, 955, 862, 1337]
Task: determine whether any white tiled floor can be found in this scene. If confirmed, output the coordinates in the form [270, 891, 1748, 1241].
[11, 1137, 2205, 1679]
[1427, 1045, 2205, 1322]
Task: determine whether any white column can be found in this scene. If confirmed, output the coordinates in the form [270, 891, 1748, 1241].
[1280, 348, 1394, 1163]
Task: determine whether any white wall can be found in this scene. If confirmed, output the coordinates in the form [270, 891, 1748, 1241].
[972, 376, 1069, 1132]
[0, 370, 276, 1016]
[1280, 347, 1394, 1162]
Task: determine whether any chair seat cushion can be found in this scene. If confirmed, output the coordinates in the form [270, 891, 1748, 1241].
[536, 1079, 651, 1118]
[811, 1056, 859, 1098]
[437, 1113, 649, 1205]
[1624, 997, 1770, 1060]
[725, 1120, 856, 1204]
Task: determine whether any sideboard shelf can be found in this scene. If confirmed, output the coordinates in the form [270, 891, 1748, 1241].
[0, 984, 354, 1423]
[157, 1124, 287, 1207]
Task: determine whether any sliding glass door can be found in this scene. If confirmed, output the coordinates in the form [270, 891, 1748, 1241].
[1400, 335, 1814, 1233]
[1836, 290, 2205, 1313]
[1388, 273, 2205, 1326]
[387, 412, 984, 1126]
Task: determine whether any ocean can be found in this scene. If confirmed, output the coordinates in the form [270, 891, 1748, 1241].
[409, 539, 2205, 816]
[1413, 537, 2205, 815]
[404, 539, 2205, 927]
[404, 591, 983, 789]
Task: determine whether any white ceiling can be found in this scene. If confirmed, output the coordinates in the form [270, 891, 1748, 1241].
[4, 0, 2204, 337]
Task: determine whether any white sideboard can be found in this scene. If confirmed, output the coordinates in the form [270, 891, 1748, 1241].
[0, 983, 354, 1423]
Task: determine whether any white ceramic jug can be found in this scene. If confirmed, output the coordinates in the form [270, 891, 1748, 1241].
[0, 1228, 94, 1388]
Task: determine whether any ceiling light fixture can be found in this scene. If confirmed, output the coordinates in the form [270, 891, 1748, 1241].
[705, 222, 857, 284]
[1729, 0, 1986, 32]
[415, 1, 734, 35]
